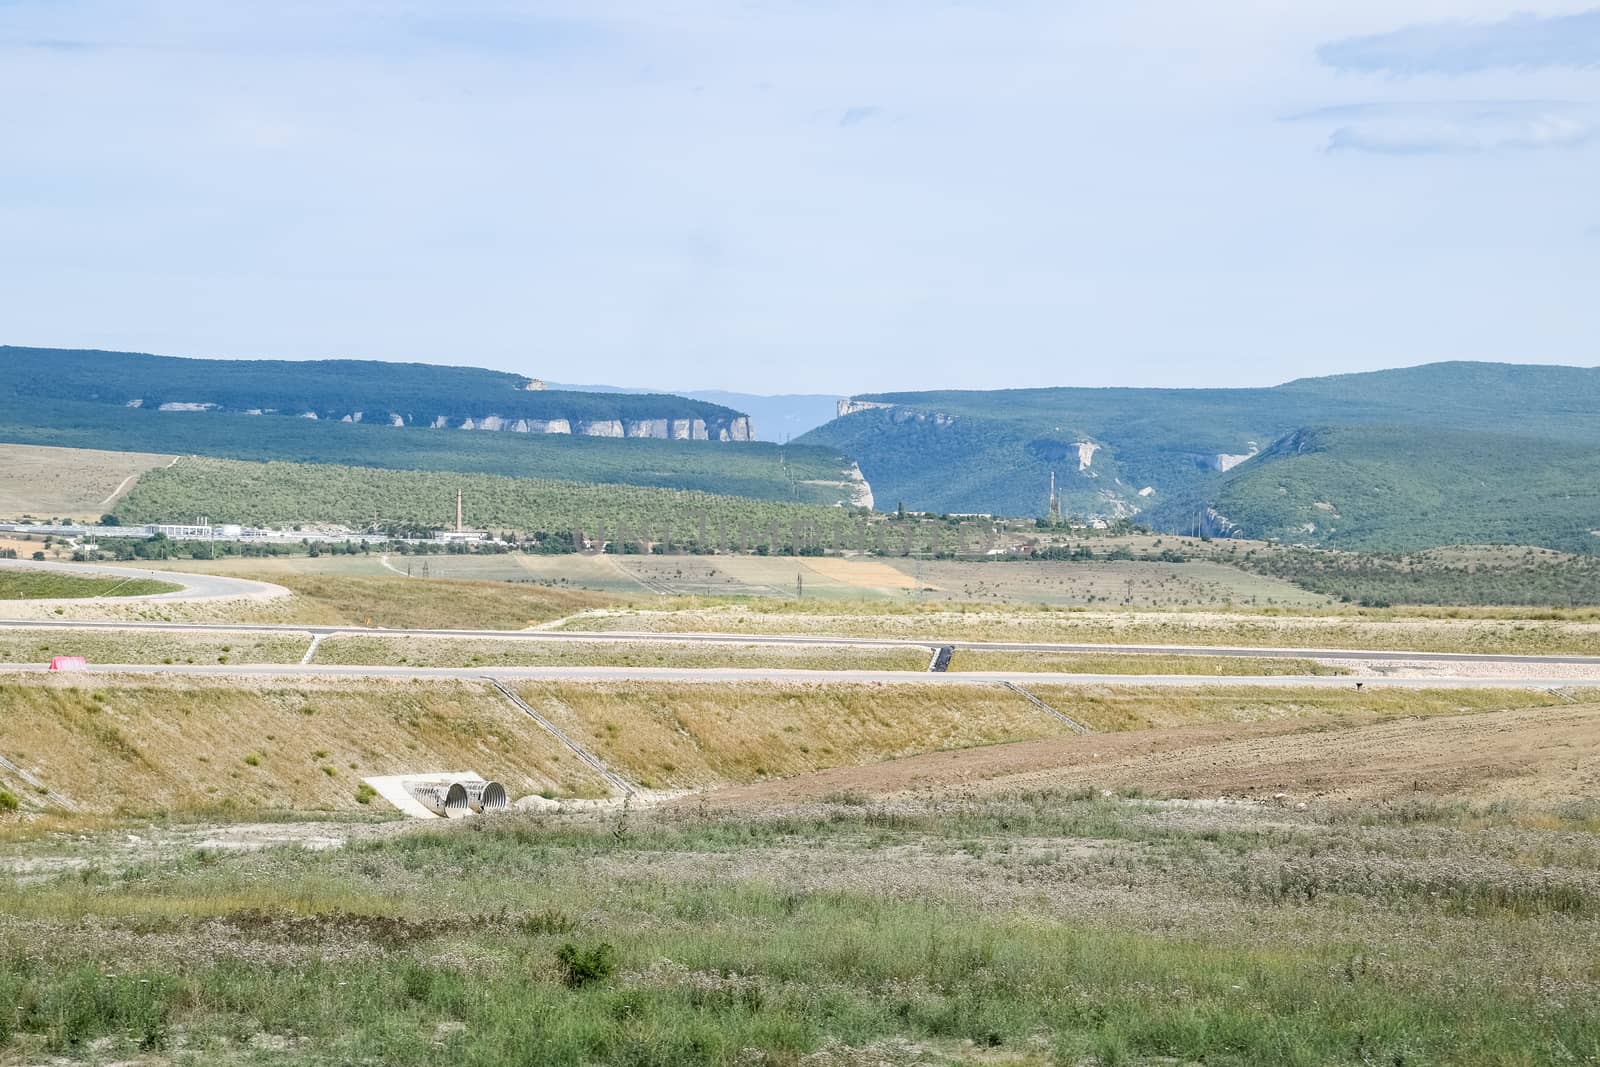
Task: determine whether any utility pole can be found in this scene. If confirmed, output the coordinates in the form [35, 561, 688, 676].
[796, 572, 803, 599]
[456, 489, 463, 535]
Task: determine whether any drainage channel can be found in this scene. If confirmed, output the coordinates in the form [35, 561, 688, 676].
[300, 633, 327, 666]
[487, 679, 636, 795]
[0, 751, 77, 810]
[1001, 682, 1090, 735]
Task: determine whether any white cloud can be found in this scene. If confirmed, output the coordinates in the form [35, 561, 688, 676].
[1289, 101, 1595, 155]
[1319, 9, 1600, 74]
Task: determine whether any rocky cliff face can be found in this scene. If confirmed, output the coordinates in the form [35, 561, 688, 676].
[400, 413, 754, 441]
[837, 399, 895, 417]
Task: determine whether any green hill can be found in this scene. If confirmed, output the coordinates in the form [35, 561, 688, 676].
[1147, 426, 1600, 552]
[113, 456, 856, 543]
[800, 362, 1600, 552]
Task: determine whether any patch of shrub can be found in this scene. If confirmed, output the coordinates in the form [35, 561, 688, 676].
[555, 941, 617, 988]
[521, 908, 578, 936]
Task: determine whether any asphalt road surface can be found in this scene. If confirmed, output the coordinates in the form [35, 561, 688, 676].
[1, 615, 1599, 668]
[0, 660, 1591, 690]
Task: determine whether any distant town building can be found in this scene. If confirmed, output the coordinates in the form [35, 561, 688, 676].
[142, 523, 212, 539]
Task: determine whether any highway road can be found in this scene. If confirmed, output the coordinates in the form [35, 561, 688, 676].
[2, 615, 1600, 668]
[0, 660, 1592, 690]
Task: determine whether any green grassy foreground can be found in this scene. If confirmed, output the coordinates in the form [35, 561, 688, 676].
[0, 572, 178, 600]
[2, 793, 1596, 1065]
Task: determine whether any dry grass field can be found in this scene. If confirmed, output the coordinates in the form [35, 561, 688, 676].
[903, 558, 1330, 608]
[0, 680, 1596, 1064]
[0, 676, 611, 814]
[313, 635, 931, 671]
[450, 553, 1331, 608]
[0, 628, 310, 666]
[10, 677, 1540, 816]
[949, 650, 1347, 675]
[569, 601, 1600, 654]
[177, 551, 1326, 608]
[0, 443, 174, 520]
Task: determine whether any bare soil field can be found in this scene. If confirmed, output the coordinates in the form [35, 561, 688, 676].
[515, 680, 1079, 791]
[703, 695, 1598, 809]
[0, 443, 174, 521]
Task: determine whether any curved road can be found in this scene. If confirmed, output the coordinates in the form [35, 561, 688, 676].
[0, 558, 288, 603]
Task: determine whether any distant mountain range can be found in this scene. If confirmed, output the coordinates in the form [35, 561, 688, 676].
[8, 347, 1597, 552]
[798, 362, 1600, 552]
[0, 347, 859, 505]
[3, 347, 754, 441]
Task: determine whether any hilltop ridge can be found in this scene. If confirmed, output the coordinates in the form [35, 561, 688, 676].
[1, 346, 755, 441]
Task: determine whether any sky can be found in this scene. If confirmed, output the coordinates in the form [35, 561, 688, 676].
[1, 1, 1597, 394]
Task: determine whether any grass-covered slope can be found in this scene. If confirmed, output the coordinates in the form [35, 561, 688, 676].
[113, 455, 860, 536]
[0, 571, 179, 600]
[1148, 426, 1600, 553]
[802, 362, 1600, 551]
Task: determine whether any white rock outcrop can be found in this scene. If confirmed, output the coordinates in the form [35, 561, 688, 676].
[837, 399, 895, 417]
[415, 412, 749, 440]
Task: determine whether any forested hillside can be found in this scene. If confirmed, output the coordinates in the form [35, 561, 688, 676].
[1146, 426, 1600, 553]
[114, 457, 861, 545]
[0, 346, 741, 431]
[801, 362, 1600, 552]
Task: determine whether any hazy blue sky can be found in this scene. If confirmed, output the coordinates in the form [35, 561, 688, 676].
[2, 1, 1597, 393]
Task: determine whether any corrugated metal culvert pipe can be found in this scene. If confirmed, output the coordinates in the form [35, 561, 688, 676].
[464, 780, 508, 813]
[410, 781, 471, 818]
